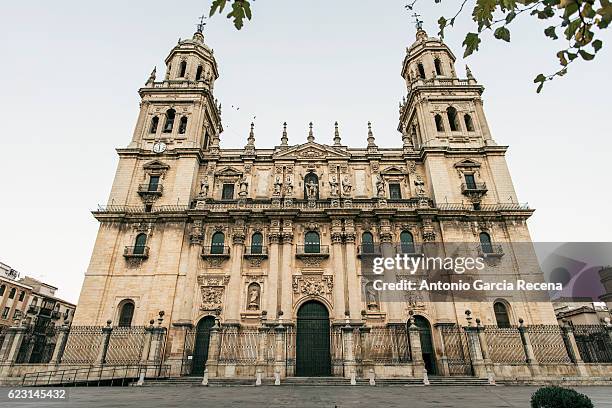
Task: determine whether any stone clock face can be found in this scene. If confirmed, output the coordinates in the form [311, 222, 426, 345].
[152, 141, 166, 154]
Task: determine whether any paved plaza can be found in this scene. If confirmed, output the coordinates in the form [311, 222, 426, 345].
[5, 386, 612, 408]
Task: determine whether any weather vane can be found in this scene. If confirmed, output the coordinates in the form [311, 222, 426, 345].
[196, 14, 207, 32]
[412, 12, 424, 30]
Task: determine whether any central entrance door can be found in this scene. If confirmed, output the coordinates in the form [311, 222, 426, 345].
[191, 316, 215, 376]
[413, 315, 437, 375]
[296, 301, 331, 376]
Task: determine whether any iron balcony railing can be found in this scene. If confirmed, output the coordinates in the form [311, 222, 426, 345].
[201, 245, 231, 256]
[27, 305, 40, 315]
[244, 246, 268, 256]
[123, 246, 150, 258]
[478, 243, 504, 257]
[357, 244, 382, 257]
[395, 243, 424, 256]
[461, 182, 488, 194]
[137, 183, 163, 194]
[296, 245, 330, 256]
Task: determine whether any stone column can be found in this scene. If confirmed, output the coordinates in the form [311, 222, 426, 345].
[256, 325, 268, 375]
[280, 221, 294, 320]
[475, 318, 493, 377]
[176, 220, 204, 323]
[464, 312, 486, 378]
[561, 321, 588, 377]
[343, 219, 361, 320]
[139, 322, 154, 364]
[274, 323, 286, 378]
[266, 222, 281, 317]
[51, 324, 70, 365]
[518, 318, 540, 377]
[359, 326, 371, 374]
[342, 326, 356, 379]
[433, 323, 450, 376]
[331, 220, 347, 321]
[379, 219, 402, 322]
[206, 321, 221, 378]
[0, 322, 27, 378]
[95, 320, 113, 365]
[408, 319, 425, 377]
[225, 220, 246, 324]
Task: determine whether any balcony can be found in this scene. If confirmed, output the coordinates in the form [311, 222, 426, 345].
[124, 245, 150, 259]
[477, 243, 504, 258]
[395, 243, 424, 257]
[461, 182, 488, 196]
[295, 245, 330, 259]
[244, 246, 268, 258]
[137, 183, 163, 197]
[357, 244, 382, 258]
[27, 305, 40, 315]
[201, 245, 231, 258]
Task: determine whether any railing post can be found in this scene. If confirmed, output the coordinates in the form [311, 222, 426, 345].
[561, 321, 588, 377]
[256, 323, 268, 377]
[517, 318, 540, 377]
[95, 320, 113, 366]
[433, 323, 450, 376]
[475, 319, 494, 379]
[140, 321, 154, 364]
[51, 323, 70, 365]
[274, 323, 286, 379]
[463, 311, 486, 378]
[408, 317, 425, 378]
[206, 320, 221, 378]
[342, 325, 355, 379]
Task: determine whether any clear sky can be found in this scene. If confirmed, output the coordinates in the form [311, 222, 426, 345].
[0, 0, 610, 303]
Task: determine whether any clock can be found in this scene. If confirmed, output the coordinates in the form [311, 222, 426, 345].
[152, 141, 167, 154]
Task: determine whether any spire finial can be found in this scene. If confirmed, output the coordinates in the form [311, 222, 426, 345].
[280, 122, 288, 146]
[196, 14, 207, 33]
[307, 122, 314, 142]
[248, 122, 255, 144]
[411, 12, 423, 31]
[367, 122, 377, 149]
[333, 121, 341, 146]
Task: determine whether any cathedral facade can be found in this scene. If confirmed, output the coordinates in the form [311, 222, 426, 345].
[71, 26, 561, 379]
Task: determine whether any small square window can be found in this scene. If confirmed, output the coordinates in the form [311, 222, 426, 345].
[389, 183, 402, 199]
[222, 184, 235, 200]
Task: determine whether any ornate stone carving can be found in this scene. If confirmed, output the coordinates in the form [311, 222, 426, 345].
[247, 283, 261, 311]
[292, 275, 333, 300]
[190, 220, 204, 245]
[200, 287, 224, 311]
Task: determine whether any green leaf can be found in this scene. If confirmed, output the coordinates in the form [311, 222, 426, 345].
[438, 16, 447, 37]
[578, 50, 595, 60]
[505, 11, 516, 24]
[472, 0, 497, 30]
[544, 26, 558, 39]
[494, 26, 511, 42]
[534, 73, 546, 83]
[592, 39, 603, 52]
[209, 0, 228, 17]
[462, 32, 482, 57]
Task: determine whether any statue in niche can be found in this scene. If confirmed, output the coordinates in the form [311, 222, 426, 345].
[199, 177, 209, 197]
[239, 176, 248, 196]
[247, 283, 261, 311]
[273, 176, 283, 196]
[414, 178, 426, 196]
[306, 180, 318, 199]
[376, 175, 386, 197]
[284, 175, 293, 196]
[366, 283, 379, 311]
[342, 175, 352, 195]
[329, 175, 339, 197]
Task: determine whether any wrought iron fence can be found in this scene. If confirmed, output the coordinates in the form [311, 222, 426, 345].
[285, 326, 295, 374]
[105, 326, 148, 365]
[218, 328, 259, 364]
[60, 326, 104, 364]
[330, 327, 344, 376]
[482, 326, 525, 364]
[366, 326, 411, 364]
[528, 325, 572, 364]
[440, 325, 473, 375]
[571, 324, 612, 363]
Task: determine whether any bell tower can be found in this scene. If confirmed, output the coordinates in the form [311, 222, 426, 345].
[129, 20, 222, 153]
[398, 26, 494, 149]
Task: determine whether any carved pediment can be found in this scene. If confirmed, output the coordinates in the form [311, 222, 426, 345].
[274, 142, 350, 160]
[454, 159, 481, 169]
[380, 166, 406, 175]
[214, 166, 243, 177]
[143, 160, 170, 171]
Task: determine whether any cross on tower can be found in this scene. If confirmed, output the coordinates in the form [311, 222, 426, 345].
[196, 14, 207, 33]
[411, 12, 423, 30]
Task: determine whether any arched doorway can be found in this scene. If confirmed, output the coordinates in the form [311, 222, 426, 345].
[413, 316, 436, 374]
[296, 301, 331, 376]
[191, 316, 215, 376]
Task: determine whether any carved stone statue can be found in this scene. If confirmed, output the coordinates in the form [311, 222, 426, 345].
[366, 285, 379, 311]
[273, 176, 283, 196]
[284, 175, 293, 196]
[239, 176, 249, 196]
[376, 175, 386, 197]
[200, 177, 209, 197]
[342, 175, 352, 195]
[306, 180, 318, 199]
[414, 178, 426, 196]
[329, 175, 339, 197]
[247, 284, 260, 310]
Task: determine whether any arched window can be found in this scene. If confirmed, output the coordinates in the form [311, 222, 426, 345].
[9, 288, 16, 299]
[179, 61, 187, 78]
[361, 231, 374, 254]
[479, 232, 493, 254]
[163, 109, 176, 133]
[118, 301, 135, 327]
[494, 301, 511, 328]
[149, 116, 159, 134]
[417, 63, 426, 79]
[304, 231, 320, 254]
[464, 114, 474, 132]
[18, 291, 25, 301]
[400, 231, 415, 254]
[434, 59, 443, 76]
[303, 173, 319, 200]
[447, 107, 459, 131]
[178, 116, 188, 134]
[196, 65, 203, 81]
[211, 232, 225, 254]
[0, 285, 5, 296]
[251, 232, 263, 254]
[203, 132, 210, 149]
[434, 114, 444, 132]
[134, 233, 147, 255]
